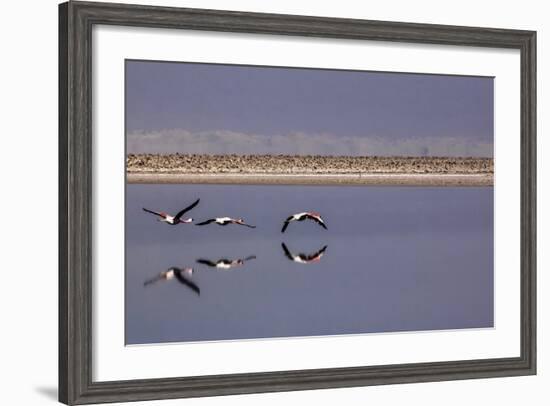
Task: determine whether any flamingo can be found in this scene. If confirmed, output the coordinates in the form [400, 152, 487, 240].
[281, 212, 327, 233]
[195, 217, 256, 228]
[281, 243, 327, 264]
[142, 198, 200, 225]
[143, 267, 200, 295]
[196, 255, 256, 270]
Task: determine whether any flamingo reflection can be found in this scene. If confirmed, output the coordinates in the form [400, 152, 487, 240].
[281, 243, 327, 264]
[144, 267, 200, 296]
[196, 255, 256, 270]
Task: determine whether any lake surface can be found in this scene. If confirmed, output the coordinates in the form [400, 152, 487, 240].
[125, 184, 493, 345]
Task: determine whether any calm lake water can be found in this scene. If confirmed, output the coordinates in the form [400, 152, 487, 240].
[125, 184, 493, 345]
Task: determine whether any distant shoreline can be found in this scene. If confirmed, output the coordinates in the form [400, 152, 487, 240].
[127, 173, 493, 186]
[126, 154, 493, 186]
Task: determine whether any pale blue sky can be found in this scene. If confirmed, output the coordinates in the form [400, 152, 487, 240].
[126, 60, 494, 157]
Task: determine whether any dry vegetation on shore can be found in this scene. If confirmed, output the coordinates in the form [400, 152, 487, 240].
[126, 154, 493, 175]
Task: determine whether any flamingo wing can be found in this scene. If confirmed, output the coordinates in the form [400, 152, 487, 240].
[306, 245, 327, 261]
[174, 198, 200, 221]
[142, 208, 165, 218]
[173, 269, 200, 295]
[308, 214, 327, 230]
[281, 243, 294, 260]
[196, 259, 217, 267]
[195, 219, 215, 226]
[281, 216, 294, 233]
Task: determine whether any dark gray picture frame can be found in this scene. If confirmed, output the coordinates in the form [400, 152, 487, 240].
[59, 1, 536, 404]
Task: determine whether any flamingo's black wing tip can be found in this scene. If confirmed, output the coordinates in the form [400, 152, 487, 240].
[196, 259, 215, 266]
[281, 243, 294, 260]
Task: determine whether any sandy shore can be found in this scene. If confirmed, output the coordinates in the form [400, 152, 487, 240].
[127, 154, 493, 186]
[127, 173, 493, 186]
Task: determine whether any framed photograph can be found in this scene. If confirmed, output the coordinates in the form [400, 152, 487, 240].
[59, 1, 536, 404]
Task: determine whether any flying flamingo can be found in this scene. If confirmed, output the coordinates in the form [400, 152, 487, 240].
[142, 198, 200, 225]
[281, 212, 327, 233]
[281, 243, 327, 264]
[195, 217, 256, 228]
[196, 255, 256, 270]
